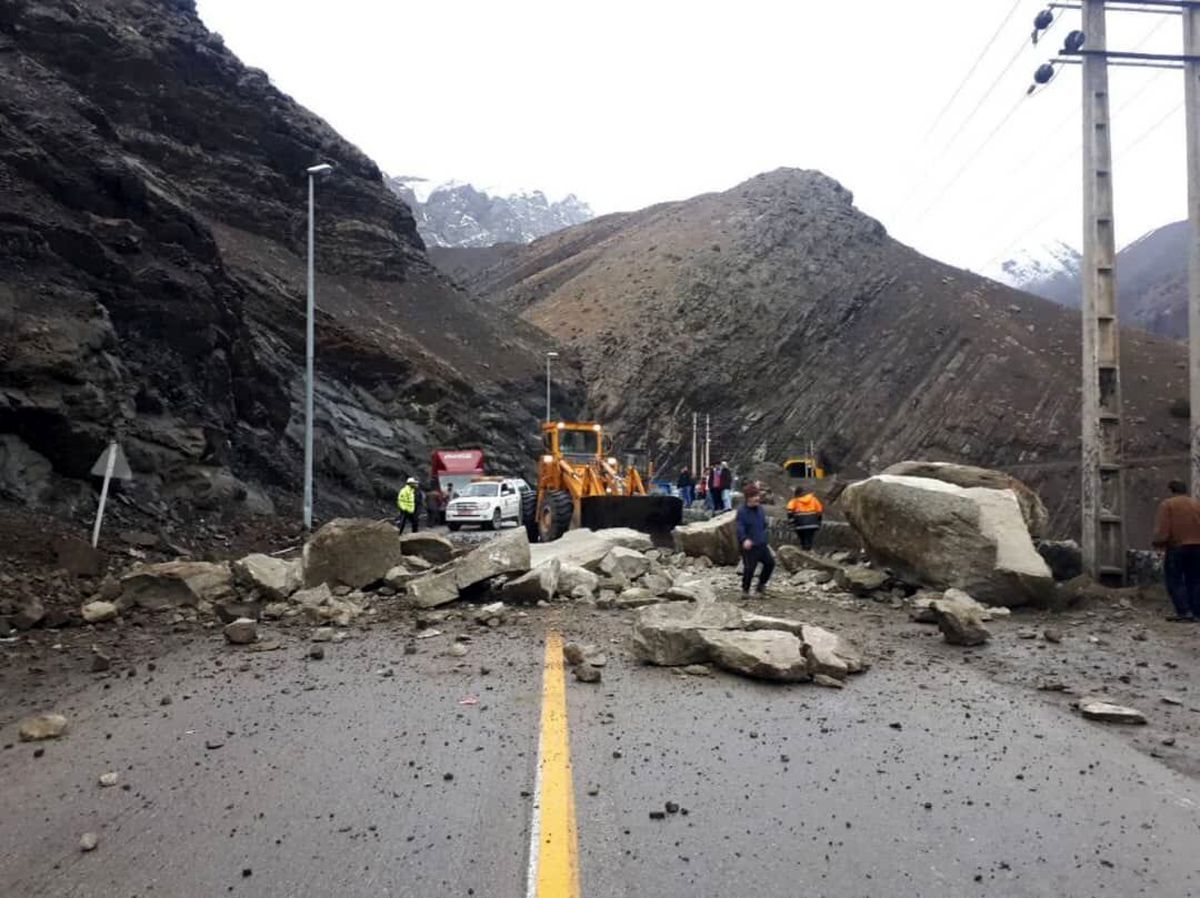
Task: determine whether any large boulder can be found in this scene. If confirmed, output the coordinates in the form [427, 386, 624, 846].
[673, 512, 739, 566]
[557, 564, 600, 598]
[233, 554, 302, 600]
[530, 528, 652, 571]
[882, 461, 1049, 538]
[119, 561, 235, 610]
[841, 475, 1053, 607]
[406, 569, 460, 608]
[302, 519, 405, 589]
[502, 559, 561, 603]
[929, 592, 991, 646]
[699, 630, 810, 682]
[453, 528, 531, 590]
[801, 625, 865, 679]
[400, 533, 455, 566]
[631, 602, 746, 666]
[600, 546, 651, 581]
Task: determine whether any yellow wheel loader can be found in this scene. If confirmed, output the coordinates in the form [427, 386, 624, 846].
[532, 421, 683, 542]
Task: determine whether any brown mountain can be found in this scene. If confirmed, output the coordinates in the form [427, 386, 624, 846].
[0, 0, 563, 524]
[462, 169, 1190, 545]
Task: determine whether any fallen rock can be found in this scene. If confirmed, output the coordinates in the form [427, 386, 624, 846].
[19, 712, 68, 741]
[90, 651, 111, 673]
[842, 475, 1053, 606]
[673, 512, 739, 566]
[775, 545, 845, 575]
[881, 460, 1049, 537]
[812, 673, 845, 689]
[53, 536, 104, 578]
[119, 561, 235, 610]
[80, 601, 118, 624]
[700, 629, 810, 681]
[631, 602, 746, 666]
[80, 832, 98, 852]
[407, 569, 461, 608]
[663, 581, 717, 603]
[302, 518, 405, 589]
[557, 564, 600, 598]
[835, 565, 889, 597]
[214, 598, 263, 624]
[223, 618, 258, 645]
[261, 602, 289, 620]
[801, 624, 866, 678]
[929, 595, 991, 646]
[600, 546, 652, 581]
[615, 587, 662, 608]
[574, 663, 602, 683]
[1044, 627, 1063, 643]
[12, 597, 45, 630]
[563, 642, 587, 665]
[98, 772, 118, 787]
[473, 602, 506, 625]
[311, 627, 335, 642]
[454, 528, 531, 590]
[233, 554, 302, 600]
[400, 532, 455, 566]
[639, 572, 673, 595]
[383, 564, 421, 589]
[448, 642, 469, 658]
[1036, 539, 1084, 582]
[502, 559, 560, 603]
[1078, 699, 1147, 724]
[530, 527, 651, 571]
[682, 664, 712, 677]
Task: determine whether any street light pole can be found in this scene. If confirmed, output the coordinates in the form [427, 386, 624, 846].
[304, 162, 334, 531]
[545, 351, 559, 422]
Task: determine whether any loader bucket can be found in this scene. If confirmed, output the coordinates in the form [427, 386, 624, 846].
[580, 494, 684, 536]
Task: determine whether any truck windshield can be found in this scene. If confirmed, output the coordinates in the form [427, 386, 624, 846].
[459, 483, 500, 498]
[559, 430, 597, 458]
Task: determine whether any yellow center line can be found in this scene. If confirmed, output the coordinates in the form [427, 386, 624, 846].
[527, 630, 581, 898]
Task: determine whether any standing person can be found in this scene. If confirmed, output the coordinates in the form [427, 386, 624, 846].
[719, 461, 734, 511]
[736, 483, 774, 598]
[698, 469, 710, 510]
[676, 467, 695, 508]
[708, 465, 725, 514]
[1153, 479, 1200, 621]
[395, 477, 420, 534]
[787, 487, 824, 550]
[425, 483, 444, 526]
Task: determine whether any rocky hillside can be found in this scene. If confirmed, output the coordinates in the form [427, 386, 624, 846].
[386, 177, 593, 248]
[0, 0, 569, 526]
[466, 169, 1190, 544]
[1008, 222, 1188, 340]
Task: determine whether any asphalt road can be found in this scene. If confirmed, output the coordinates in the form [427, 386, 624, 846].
[2, 609, 1198, 898]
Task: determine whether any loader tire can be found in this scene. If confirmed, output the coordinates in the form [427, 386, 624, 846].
[521, 490, 539, 542]
[538, 490, 574, 543]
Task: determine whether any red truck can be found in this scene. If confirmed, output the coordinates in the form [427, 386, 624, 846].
[431, 449, 485, 501]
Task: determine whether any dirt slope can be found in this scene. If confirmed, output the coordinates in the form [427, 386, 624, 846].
[468, 169, 1189, 544]
[0, 0, 566, 526]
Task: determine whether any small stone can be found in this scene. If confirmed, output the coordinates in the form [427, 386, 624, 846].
[587, 786, 600, 796]
[1016, 628, 1038, 640]
[80, 832, 98, 852]
[682, 664, 712, 677]
[582, 652, 607, 668]
[1162, 736, 1177, 746]
[90, 652, 111, 673]
[1079, 699, 1147, 724]
[649, 810, 666, 820]
[311, 627, 335, 642]
[205, 738, 225, 750]
[448, 642, 469, 658]
[443, 772, 454, 781]
[665, 801, 679, 814]
[1043, 628, 1063, 643]
[573, 663, 602, 683]
[563, 642, 585, 665]
[222, 618, 257, 645]
[81, 601, 119, 624]
[160, 695, 173, 706]
[99, 772, 118, 787]
[812, 673, 845, 689]
[1161, 694, 1184, 706]
[309, 646, 325, 660]
[18, 713, 68, 741]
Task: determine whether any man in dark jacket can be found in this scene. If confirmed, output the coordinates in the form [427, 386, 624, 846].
[676, 468, 695, 508]
[1153, 479, 1200, 621]
[736, 483, 774, 598]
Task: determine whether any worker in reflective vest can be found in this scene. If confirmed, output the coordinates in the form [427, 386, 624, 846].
[396, 477, 419, 534]
[786, 487, 823, 550]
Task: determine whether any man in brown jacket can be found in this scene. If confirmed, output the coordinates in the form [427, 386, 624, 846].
[1152, 480, 1200, 621]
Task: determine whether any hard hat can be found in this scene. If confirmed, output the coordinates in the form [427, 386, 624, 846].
[406, 477, 418, 485]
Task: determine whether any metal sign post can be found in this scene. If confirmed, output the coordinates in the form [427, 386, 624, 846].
[90, 441, 132, 548]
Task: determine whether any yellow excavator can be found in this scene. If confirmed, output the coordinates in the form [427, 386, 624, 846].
[531, 421, 683, 542]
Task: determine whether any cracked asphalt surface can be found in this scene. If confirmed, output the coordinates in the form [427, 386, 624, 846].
[2, 590, 1199, 897]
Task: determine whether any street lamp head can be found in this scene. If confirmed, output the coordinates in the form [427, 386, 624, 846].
[546, 351, 560, 359]
[306, 163, 334, 176]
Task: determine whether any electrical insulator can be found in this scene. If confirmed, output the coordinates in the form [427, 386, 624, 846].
[1064, 30, 1086, 53]
[1033, 9, 1054, 31]
[1034, 63, 1056, 85]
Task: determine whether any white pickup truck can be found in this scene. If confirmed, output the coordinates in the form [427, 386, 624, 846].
[445, 478, 532, 531]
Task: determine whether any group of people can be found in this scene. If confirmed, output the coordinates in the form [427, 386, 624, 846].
[676, 462, 735, 511]
[394, 478, 451, 534]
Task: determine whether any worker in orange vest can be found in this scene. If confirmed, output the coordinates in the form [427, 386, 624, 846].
[786, 487, 824, 550]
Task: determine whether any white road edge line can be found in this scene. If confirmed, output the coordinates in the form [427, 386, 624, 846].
[524, 653, 547, 898]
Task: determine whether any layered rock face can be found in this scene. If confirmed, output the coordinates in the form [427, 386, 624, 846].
[0, 0, 563, 523]
[466, 169, 1189, 543]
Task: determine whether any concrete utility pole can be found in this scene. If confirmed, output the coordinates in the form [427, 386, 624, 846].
[1186, 3, 1200, 494]
[704, 415, 711, 471]
[545, 351, 559, 422]
[1079, 0, 1126, 583]
[691, 412, 698, 473]
[304, 162, 334, 532]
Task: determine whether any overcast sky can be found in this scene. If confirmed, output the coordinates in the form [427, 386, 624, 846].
[196, 0, 1188, 276]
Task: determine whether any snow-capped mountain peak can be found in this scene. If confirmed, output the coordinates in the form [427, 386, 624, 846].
[385, 176, 594, 247]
